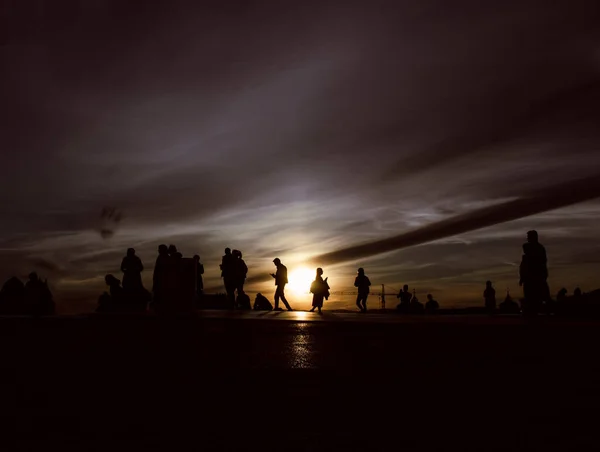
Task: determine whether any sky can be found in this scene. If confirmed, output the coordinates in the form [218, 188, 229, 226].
[2, 0, 600, 313]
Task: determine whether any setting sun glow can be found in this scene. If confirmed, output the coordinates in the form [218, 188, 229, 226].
[287, 266, 314, 296]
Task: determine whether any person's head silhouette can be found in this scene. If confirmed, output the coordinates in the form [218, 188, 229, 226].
[28, 272, 38, 282]
[232, 249, 241, 258]
[273, 258, 281, 266]
[158, 244, 168, 255]
[403, 284, 409, 292]
[357, 267, 364, 275]
[168, 244, 177, 255]
[193, 254, 200, 261]
[527, 230, 539, 243]
[127, 248, 135, 257]
[316, 268, 323, 277]
[486, 280, 492, 288]
[427, 294, 433, 301]
[225, 248, 231, 255]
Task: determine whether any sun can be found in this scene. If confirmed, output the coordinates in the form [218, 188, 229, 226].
[287, 266, 314, 296]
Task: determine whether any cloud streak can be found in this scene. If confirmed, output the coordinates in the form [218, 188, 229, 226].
[313, 174, 600, 266]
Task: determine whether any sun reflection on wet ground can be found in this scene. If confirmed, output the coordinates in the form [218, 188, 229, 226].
[286, 322, 313, 368]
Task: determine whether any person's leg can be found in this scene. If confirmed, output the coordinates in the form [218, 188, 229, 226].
[225, 279, 236, 307]
[356, 295, 362, 311]
[235, 283, 245, 307]
[362, 295, 368, 312]
[280, 285, 292, 310]
[274, 286, 281, 310]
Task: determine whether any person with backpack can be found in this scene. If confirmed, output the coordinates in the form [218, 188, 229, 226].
[309, 268, 330, 314]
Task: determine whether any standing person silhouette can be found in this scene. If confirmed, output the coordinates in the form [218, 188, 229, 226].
[120, 248, 144, 291]
[519, 230, 548, 317]
[310, 268, 329, 314]
[232, 250, 248, 297]
[271, 258, 292, 311]
[484, 281, 496, 314]
[354, 268, 371, 313]
[220, 248, 236, 307]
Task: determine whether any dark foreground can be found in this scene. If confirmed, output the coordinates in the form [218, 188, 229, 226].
[1, 312, 599, 451]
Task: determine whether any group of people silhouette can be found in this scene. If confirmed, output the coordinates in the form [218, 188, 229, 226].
[220, 248, 248, 308]
[394, 284, 440, 314]
[0, 272, 55, 316]
[0, 229, 595, 317]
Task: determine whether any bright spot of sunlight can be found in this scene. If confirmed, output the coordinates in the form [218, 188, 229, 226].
[287, 266, 314, 296]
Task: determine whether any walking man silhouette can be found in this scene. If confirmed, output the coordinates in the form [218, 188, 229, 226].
[271, 258, 292, 311]
[354, 268, 371, 312]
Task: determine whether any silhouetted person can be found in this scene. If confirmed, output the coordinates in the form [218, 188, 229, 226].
[153, 244, 169, 302]
[97, 274, 124, 313]
[220, 248, 236, 307]
[271, 258, 292, 311]
[354, 268, 371, 313]
[193, 255, 204, 298]
[556, 288, 568, 304]
[310, 268, 329, 314]
[24, 272, 55, 316]
[499, 290, 520, 314]
[484, 281, 496, 314]
[24, 272, 42, 315]
[107, 274, 123, 298]
[555, 287, 568, 316]
[519, 230, 549, 317]
[168, 244, 178, 256]
[409, 290, 424, 314]
[232, 249, 248, 301]
[0, 277, 25, 314]
[425, 294, 439, 313]
[253, 293, 273, 311]
[396, 284, 411, 313]
[121, 248, 144, 291]
[574, 287, 583, 299]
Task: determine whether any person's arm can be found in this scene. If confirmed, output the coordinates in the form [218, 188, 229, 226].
[120, 258, 127, 272]
[199, 264, 204, 275]
[354, 277, 359, 288]
[519, 257, 525, 286]
[138, 257, 144, 272]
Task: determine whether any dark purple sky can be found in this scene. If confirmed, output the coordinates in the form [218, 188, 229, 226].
[2, 1, 600, 312]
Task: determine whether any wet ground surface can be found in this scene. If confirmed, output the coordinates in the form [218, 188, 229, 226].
[1, 313, 599, 451]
